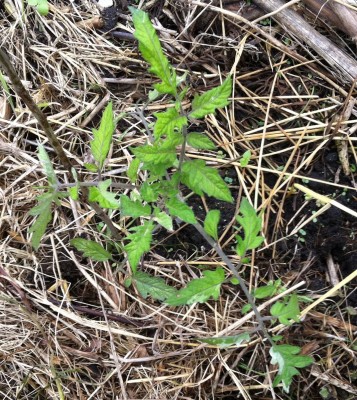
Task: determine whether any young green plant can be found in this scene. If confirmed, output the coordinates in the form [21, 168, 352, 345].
[28, 7, 313, 392]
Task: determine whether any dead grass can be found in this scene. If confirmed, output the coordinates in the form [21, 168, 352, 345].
[0, 1, 356, 399]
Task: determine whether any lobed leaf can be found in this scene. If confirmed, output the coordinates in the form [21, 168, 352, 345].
[90, 102, 115, 170]
[236, 198, 264, 256]
[165, 268, 225, 306]
[70, 238, 112, 261]
[204, 210, 220, 240]
[187, 132, 216, 150]
[130, 7, 177, 95]
[254, 279, 282, 299]
[120, 195, 151, 218]
[140, 182, 159, 203]
[189, 77, 232, 119]
[154, 108, 187, 140]
[270, 344, 313, 392]
[29, 192, 57, 250]
[270, 293, 300, 325]
[166, 197, 197, 224]
[124, 221, 154, 273]
[29, 192, 56, 216]
[181, 159, 233, 203]
[88, 179, 120, 209]
[84, 163, 98, 172]
[127, 158, 140, 183]
[131, 141, 177, 166]
[153, 208, 173, 231]
[133, 271, 177, 301]
[38, 144, 57, 186]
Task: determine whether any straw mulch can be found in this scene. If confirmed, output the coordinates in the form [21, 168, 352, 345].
[0, 1, 356, 399]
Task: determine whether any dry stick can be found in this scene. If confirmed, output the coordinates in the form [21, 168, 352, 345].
[302, 0, 357, 40]
[0, 48, 121, 240]
[252, 0, 357, 83]
[0, 48, 73, 173]
[186, 0, 356, 89]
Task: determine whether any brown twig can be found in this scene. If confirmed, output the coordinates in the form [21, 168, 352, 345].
[0, 48, 73, 173]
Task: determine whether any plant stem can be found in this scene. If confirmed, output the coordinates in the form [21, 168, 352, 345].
[177, 123, 188, 172]
[0, 48, 73, 173]
[59, 181, 137, 190]
[193, 222, 275, 346]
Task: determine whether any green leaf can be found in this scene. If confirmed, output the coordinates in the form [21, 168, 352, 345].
[154, 108, 187, 140]
[38, 144, 56, 186]
[189, 77, 232, 119]
[127, 158, 140, 183]
[204, 210, 220, 240]
[124, 221, 154, 273]
[133, 271, 177, 301]
[165, 268, 225, 306]
[148, 89, 160, 101]
[166, 197, 197, 224]
[144, 163, 170, 178]
[140, 182, 159, 203]
[254, 284, 276, 299]
[254, 280, 282, 299]
[124, 277, 132, 288]
[270, 345, 313, 392]
[29, 192, 56, 250]
[158, 175, 180, 196]
[68, 168, 79, 201]
[240, 150, 251, 167]
[90, 102, 115, 170]
[84, 163, 98, 172]
[187, 132, 216, 150]
[153, 208, 173, 231]
[28, 0, 49, 16]
[131, 141, 177, 166]
[236, 198, 264, 256]
[120, 195, 151, 218]
[197, 332, 250, 349]
[181, 160, 233, 202]
[130, 7, 177, 95]
[241, 304, 252, 314]
[254, 282, 276, 299]
[68, 186, 78, 200]
[270, 294, 300, 325]
[88, 179, 120, 209]
[37, 0, 49, 15]
[230, 277, 239, 285]
[70, 238, 112, 261]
